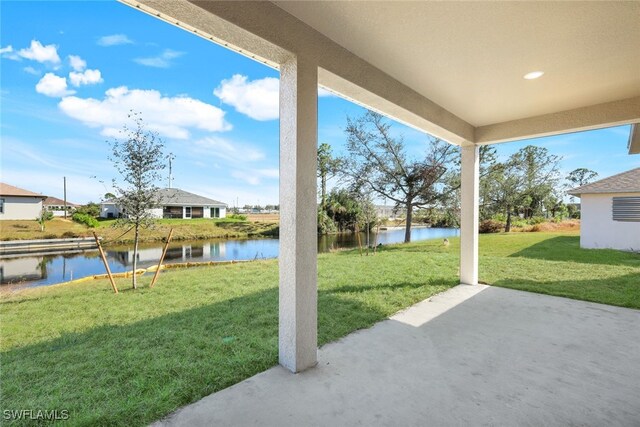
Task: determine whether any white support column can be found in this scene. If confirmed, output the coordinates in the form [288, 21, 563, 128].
[460, 144, 479, 285]
[279, 56, 318, 373]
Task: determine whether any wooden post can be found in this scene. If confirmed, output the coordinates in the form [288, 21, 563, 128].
[149, 228, 174, 288]
[93, 232, 118, 294]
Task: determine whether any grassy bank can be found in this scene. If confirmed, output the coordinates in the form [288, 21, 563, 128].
[0, 217, 278, 243]
[1, 232, 638, 426]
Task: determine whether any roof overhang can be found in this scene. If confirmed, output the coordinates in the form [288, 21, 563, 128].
[120, 0, 640, 147]
[0, 194, 47, 199]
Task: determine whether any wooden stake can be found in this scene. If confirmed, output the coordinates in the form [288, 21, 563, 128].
[373, 223, 380, 254]
[149, 228, 174, 288]
[355, 224, 363, 256]
[93, 232, 118, 294]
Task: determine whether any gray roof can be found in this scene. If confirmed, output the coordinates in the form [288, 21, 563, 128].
[157, 188, 227, 206]
[568, 168, 640, 195]
[103, 188, 227, 206]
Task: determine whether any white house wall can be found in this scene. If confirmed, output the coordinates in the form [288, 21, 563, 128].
[580, 192, 640, 251]
[100, 204, 119, 219]
[149, 208, 163, 219]
[0, 197, 43, 220]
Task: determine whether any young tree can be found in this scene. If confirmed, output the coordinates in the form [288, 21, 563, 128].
[109, 112, 166, 289]
[36, 209, 54, 232]
[342, 111, 458, 242]
[317, 143, 342, 209]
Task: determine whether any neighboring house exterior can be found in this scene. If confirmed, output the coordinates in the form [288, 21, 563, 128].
[43, 197, 79, 217]
[100, 188, 228, 219]
[374, 205, 407, 220]
[0, 183, 46, 220]
[568, 168, 640, 252]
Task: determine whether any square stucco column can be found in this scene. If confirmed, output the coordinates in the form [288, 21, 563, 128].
[460, 144, 479, 285]
[279, 56, 318, 373]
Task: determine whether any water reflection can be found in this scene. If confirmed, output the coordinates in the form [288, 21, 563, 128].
[1, 227, 459, 289]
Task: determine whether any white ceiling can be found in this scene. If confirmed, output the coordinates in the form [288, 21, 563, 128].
[275, 1, 640, 127]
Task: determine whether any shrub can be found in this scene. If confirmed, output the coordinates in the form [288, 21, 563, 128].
[62, 231, 79, 238]
[227, 213, 247, 221]
[41, 210, 54, 221]
[72, 212, 99, 228]
[527, 216, 546, 225]
[75, 202, 100, 218]
[317, 209, 337, 235]
[479, 219, 504, 234]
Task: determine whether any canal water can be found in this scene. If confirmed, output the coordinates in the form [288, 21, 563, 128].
[1, 227, 459, 289]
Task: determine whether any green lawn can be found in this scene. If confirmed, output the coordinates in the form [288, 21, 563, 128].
[1, 232, 638, 425]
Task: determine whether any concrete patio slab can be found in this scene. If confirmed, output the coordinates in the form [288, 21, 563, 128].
[153, 285, 640, 427]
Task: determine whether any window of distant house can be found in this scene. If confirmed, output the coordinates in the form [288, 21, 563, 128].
[612, 197, 640, 222]
[185, 206, 192, 219]
[0, 198, 4, 213]
[211, 207, 220, 218]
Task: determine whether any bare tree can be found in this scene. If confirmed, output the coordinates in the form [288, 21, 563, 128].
[342, 111, 458, 242]
[109, 112, 165, 289]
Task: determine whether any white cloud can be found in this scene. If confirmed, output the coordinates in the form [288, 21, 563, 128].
[35, 73, 75, 97]
[133, 49, 184, 68]
[231, 168, 279, 186]
[58, 86, 231, 139]
[214, 75, 335, 121]
[190, 137, 279, 186]
[23, 66, 40, 75]
[18, 40, 61, 64]
[69, 69, 103, 86]
[0, 45, 18, 60]
[193, 136, 264, 163]
[68, 55, 86, 71]
[97, 34, 133, 47]
[214, 75, 279, 121]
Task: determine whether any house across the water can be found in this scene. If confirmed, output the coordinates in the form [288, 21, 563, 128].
[0, 182, 47, 220]
[44, 196, 79, 217]
[100, 188, 228, 219]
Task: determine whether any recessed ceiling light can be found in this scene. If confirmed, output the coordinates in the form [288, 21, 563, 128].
[523, 71, 544, 80]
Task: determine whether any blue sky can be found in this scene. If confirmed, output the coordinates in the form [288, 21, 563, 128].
[1, 1, 638, 206]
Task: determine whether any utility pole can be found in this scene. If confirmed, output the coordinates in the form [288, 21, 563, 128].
[63, 176, 67, 219]
[167, 153, 175, 188]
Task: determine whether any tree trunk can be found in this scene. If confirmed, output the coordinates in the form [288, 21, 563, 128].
[132, 223, 139, 289]
[505, 208, 512, 232]
[321, 174, 327, 210]
[404, 202, 413, 243]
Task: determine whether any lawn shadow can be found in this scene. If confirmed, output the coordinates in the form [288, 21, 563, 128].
[508, 235, 640, 267]
[0, 282, 418, 427]
[490, 272, 640, 310]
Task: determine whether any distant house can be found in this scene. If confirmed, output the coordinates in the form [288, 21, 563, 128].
[568, 168, 640, 252]
[0, 182, 46, 220]
[43, 196, 79, 217]
[100, 188, 228, 219]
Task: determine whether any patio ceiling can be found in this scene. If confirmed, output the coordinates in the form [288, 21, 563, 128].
[124, 0, 640, 146]
[276, 1, 640, 129]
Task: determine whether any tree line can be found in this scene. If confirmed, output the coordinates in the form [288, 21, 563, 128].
[318, 111, 598, 241]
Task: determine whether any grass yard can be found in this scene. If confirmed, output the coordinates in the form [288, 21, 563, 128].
[1, 231, 638, 425]
[0, 217, 278, 243]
